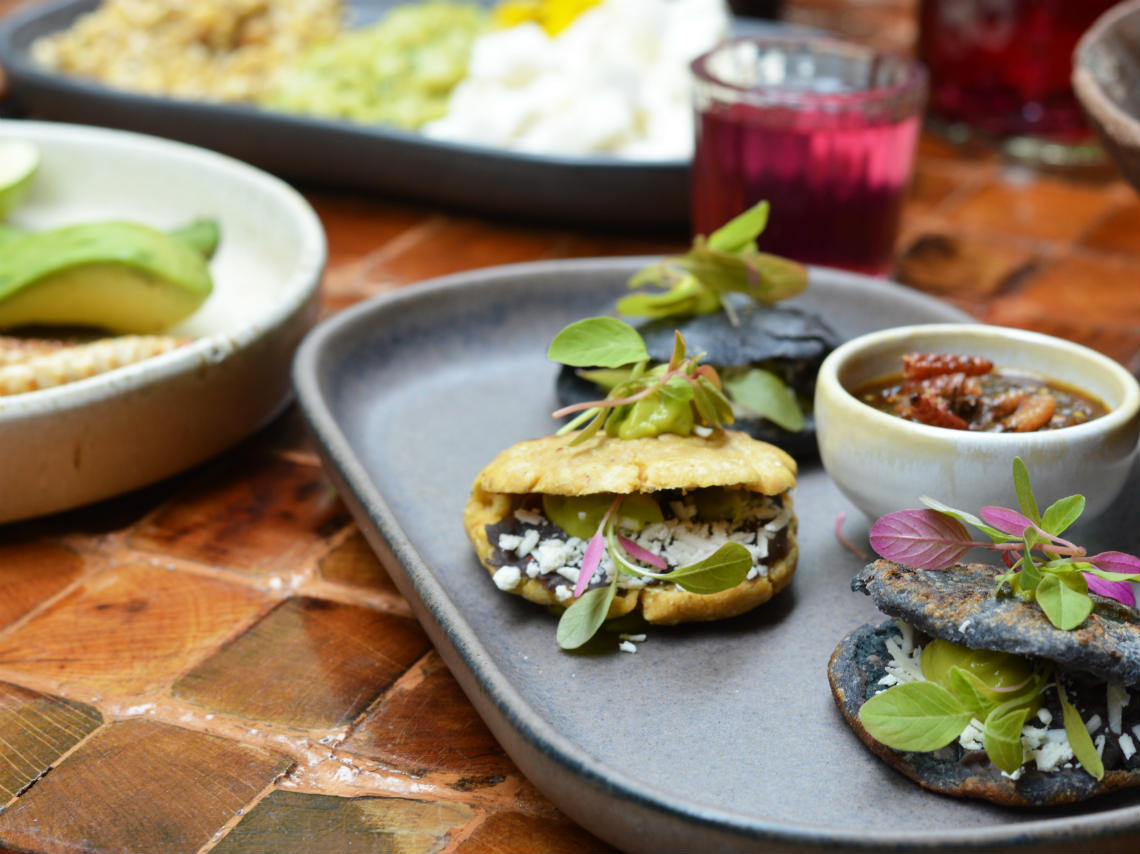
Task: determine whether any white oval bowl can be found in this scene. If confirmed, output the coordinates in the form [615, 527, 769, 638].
[0, 119, 326, 523]
[815, 323, 1140, 521]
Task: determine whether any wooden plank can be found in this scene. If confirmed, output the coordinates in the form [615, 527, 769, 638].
[0, 542, 84, 631]
[319, 529, 400, 594]
[0, 683, 101, 802]
[129, 456, 350, 575]
[0, 720, 292, 854]
[211, 790, 472, 854]
[342, 653, 512, 782]
[174, 598, 432, 730]
[0, 564, 269, 694]
[454, 812, 617, 854]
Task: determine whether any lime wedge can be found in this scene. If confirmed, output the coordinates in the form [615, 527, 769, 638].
[0, 140, 40, 218]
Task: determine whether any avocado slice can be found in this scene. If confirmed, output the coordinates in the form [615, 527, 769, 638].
[0, 221, 215, 333]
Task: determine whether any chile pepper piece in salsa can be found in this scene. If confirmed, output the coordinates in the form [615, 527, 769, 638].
[857, 352, 1107, 432]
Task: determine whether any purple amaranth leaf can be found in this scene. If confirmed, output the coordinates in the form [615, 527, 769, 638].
[979, 506, 1036, 537]
[1089, 551, 1140, 575]
[1083, 573, 1136, 607]
[869, 510, 973, 569]
[617, 535, 667, 569]
[575, 532, 605, 598]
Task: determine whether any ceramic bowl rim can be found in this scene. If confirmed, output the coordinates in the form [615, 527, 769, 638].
[0, 118, 327, 421]
[817, 322, 1140, 443]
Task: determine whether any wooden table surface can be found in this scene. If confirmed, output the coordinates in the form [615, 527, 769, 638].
[0, 2, 1138, 853]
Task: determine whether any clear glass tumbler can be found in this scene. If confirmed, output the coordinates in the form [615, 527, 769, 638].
[690, 37, 927, 275]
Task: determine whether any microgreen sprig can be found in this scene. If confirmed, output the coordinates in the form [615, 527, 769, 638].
[548, 317, 733, 445]
[869, 458, 1140, 631]
[617, 202, 808, 322]
[556, 492, 752, 650]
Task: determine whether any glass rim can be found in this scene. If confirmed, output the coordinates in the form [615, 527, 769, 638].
[690, 34, 929, 109]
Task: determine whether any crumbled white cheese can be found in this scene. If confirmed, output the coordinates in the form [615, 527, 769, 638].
[764, 506, 790, 532]
[516, 528, 541, 558]
[959, 718, 985, 752]
[1120, 733, 1136, 760]
[533, 538, 576, 574]
[620, 633, 647, 643]
[514, 508, 544, 526]
[492, 566, 522, 591]
[693, 425, 713, 438]
[880, 624, 924, 687]
[554, 584, 573, 602]
[497, 533, 523, 551]
[1107, 683, 1129, 734]
[1095, 734, 1106, 757]
[1037, 707, 1053, 726]
[618, 640, 638, 653]
[1030, 729, 1075, 773]
[1086, 714, 1102, 734]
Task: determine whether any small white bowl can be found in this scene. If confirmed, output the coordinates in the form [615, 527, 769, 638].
[814, 324, 1140, 521]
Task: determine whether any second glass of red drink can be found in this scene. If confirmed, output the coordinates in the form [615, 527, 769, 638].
[690, 37, 927, 275]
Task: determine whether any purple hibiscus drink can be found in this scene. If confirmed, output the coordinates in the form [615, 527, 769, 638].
[690, 37, 926, 275]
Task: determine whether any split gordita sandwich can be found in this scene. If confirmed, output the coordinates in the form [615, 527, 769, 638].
[464, 317, 798, 649]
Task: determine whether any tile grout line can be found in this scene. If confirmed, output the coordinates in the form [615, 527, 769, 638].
[194, 776, 283, 854]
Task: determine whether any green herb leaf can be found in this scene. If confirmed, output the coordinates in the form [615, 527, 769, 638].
[1041, 494, 1085, 536]
[946, 666, 995, 716]
[689, 378, 719, 425]
[616, 275, 721, 318]
[548, 318, 649, 368]
[723, 368, 805, 432]
[1057, 678, 1105, 780]
[707, 201, 769, 253]
[664, 542, 753, 594]
[677, 245, 806, 305]
[1035, 572, 1093, 631]
[983, 703, 1031, 774]
[1020, 532, 1041, 593]
[576, 367, 635, 391]
[919, 496, 1013, 543]
[567, 408, 607, 446]
[1082, 567, 1140, 583]
[698, 377, 735, 424]
[858, 682, 974, 751]
[556, 581, 618, 650]
[1012, 457, 1041, 526]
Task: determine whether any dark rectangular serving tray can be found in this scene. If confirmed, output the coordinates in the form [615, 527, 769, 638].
[292, 258, 1140, 852]
[0, 0, 784, 226]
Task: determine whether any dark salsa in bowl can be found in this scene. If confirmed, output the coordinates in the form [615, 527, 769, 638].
[856, 352, 1107, 432]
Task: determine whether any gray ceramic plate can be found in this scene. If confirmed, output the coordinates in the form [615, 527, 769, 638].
[0, 0, 794, 226]
[292, 259, 1140, 853]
